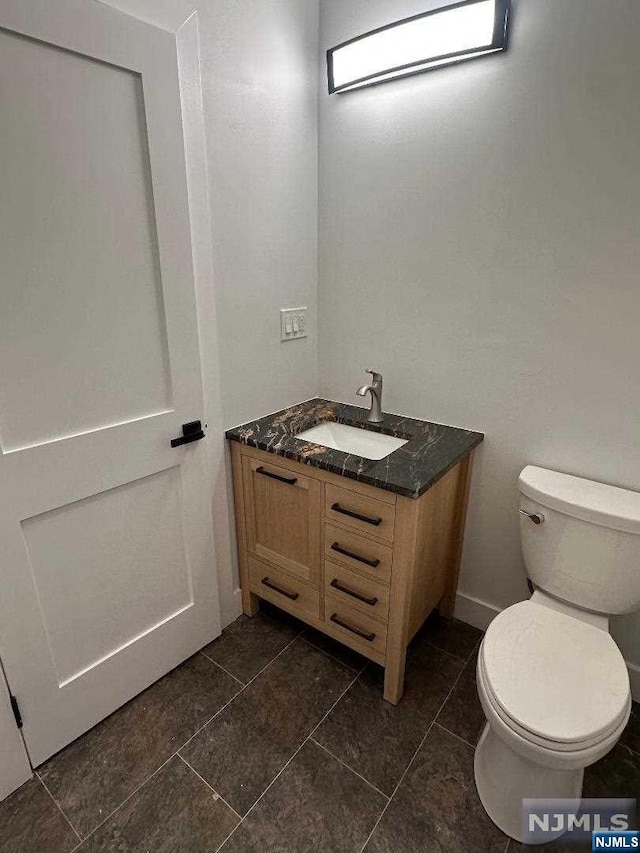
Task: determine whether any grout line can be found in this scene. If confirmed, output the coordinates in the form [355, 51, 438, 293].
[68, 755, 176, 852]
[432, 721, 477, 750]
[425, 640, 470, 664]
[177, 754, 242, 821]
[198, 651, 246, 687]
[308, 737, 389, 801]
[36, 771, 83, 843]
[357, 654, 471, 853]
[298, 634, 366, 674]
[468, 636, 483, 662]
[66, 632, 304, 852]
[177, 631, 303, 758]
[215, 665, 363, 852]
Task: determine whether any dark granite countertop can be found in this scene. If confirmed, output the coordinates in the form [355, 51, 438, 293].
[225, 399, 483, 500]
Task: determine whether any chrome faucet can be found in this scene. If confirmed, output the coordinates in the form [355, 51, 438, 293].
[356, 370, 384, 423]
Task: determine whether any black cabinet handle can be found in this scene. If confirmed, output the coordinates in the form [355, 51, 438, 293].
[331, 503, 382, 526]
[330, 613, 376, 642]
[256, 467, 297, 486]
[331, 542, 380, 568]
[330, 578, 378, 607]
[171, 420, 205, 448]
[261, 577, 299, 601]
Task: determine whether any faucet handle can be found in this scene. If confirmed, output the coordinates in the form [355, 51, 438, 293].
[366, 369, 382, 384]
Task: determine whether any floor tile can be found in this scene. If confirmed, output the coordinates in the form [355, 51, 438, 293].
[419, 611, 483, 662]
[180, 639, 354, 815]
[0, 777, 79, 853]
[620, 701, 640, 756]
[201, 603, 302, 683]
[221, 740, 387, 853]
[437, 646, 485, 746]
[39, 653, 240, 837]
[300, 626, 368, 671]
[583, 742, 640, 800]
[364, 724, 508, 853]
[314, 642, 464, 795]
[77, 756, 238, 853]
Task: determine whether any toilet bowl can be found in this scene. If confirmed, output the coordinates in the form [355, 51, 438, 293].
[474, 467, 640, 843]
[474, 596, 631, 841]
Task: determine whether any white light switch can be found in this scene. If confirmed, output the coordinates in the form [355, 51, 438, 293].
[280, 308, 307, 342]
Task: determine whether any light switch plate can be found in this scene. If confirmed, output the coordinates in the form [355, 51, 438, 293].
[280, 307, 307, 342]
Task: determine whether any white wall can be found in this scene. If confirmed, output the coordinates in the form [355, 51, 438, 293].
[318, 0, 640, 669]
[95, 0, 320, 622]
[98, 0, 319, 430]
[196, 0, 319, 429]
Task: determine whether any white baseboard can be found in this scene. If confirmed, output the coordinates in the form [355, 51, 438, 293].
[453, 591, 501, 632]
[454, 592, 640, 704]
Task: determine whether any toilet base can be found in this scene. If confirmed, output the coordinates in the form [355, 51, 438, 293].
[474, 723, 583, 843]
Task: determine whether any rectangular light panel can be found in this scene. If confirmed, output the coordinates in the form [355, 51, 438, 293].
[328, 0, 510, 93]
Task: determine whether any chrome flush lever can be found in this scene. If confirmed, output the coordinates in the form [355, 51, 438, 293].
[519, 508, 544, 525]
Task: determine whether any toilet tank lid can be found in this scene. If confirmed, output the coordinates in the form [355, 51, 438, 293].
[519, 466, 640, 535]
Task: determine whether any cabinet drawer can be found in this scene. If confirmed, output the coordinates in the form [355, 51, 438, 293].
[325, 483, 395, 542]
[324, 593, 388, 660]
[249, 557, 319, 621]
[324, 561, 389, 624]
[324, 522, 393, 584]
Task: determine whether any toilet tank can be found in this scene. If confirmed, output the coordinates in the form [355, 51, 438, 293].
[519, 466, 640, 615]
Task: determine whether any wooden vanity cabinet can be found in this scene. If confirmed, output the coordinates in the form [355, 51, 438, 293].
[230, 441, 474, 704]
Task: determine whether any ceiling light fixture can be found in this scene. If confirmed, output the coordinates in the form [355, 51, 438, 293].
[327, 0, 510, 94]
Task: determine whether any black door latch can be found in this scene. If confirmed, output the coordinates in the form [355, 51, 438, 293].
[171, 420, 205, 448]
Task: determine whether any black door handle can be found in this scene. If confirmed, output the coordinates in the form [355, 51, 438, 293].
[331, 503, 382, 526]
[261, 577, 299, 600]
[331, 542, 380, 568]
[171, 421, 205, 448]
[256, 467, 298, 486]
[330, 613, 376, 642]
[330, 578, 378, 607]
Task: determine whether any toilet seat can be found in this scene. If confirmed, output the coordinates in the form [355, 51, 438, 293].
[481, 600, 630, 748]
[478, 652, 630, 754]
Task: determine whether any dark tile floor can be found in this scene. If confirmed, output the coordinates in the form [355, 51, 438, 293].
[1, 604, 638, 853]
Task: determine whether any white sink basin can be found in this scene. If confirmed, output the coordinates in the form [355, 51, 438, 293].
[296, 422, 408, 461]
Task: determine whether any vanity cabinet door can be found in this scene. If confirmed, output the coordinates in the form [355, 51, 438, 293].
[242, 457, 321, 584]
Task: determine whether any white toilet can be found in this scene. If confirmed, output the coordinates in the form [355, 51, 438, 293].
[474, 465, 640, 843]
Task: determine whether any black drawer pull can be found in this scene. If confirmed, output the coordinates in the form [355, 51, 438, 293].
[330, 578, 378, 607]
[331, 542, 380, 568]
[256, 467, 297, 486]
[261, 577, 299, 601]
[331, 503, 382, 526]
[330, 613, 376, 642]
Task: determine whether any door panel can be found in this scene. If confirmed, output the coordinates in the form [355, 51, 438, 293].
[21, 467, 192, 686]
[242, 457, 320, 584]
[0, 28, 171, 451]
[0, 0, 220, 768]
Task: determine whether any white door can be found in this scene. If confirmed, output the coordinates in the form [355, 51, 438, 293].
[0, 0, 221, 768]
[0, 665, 31, 800]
